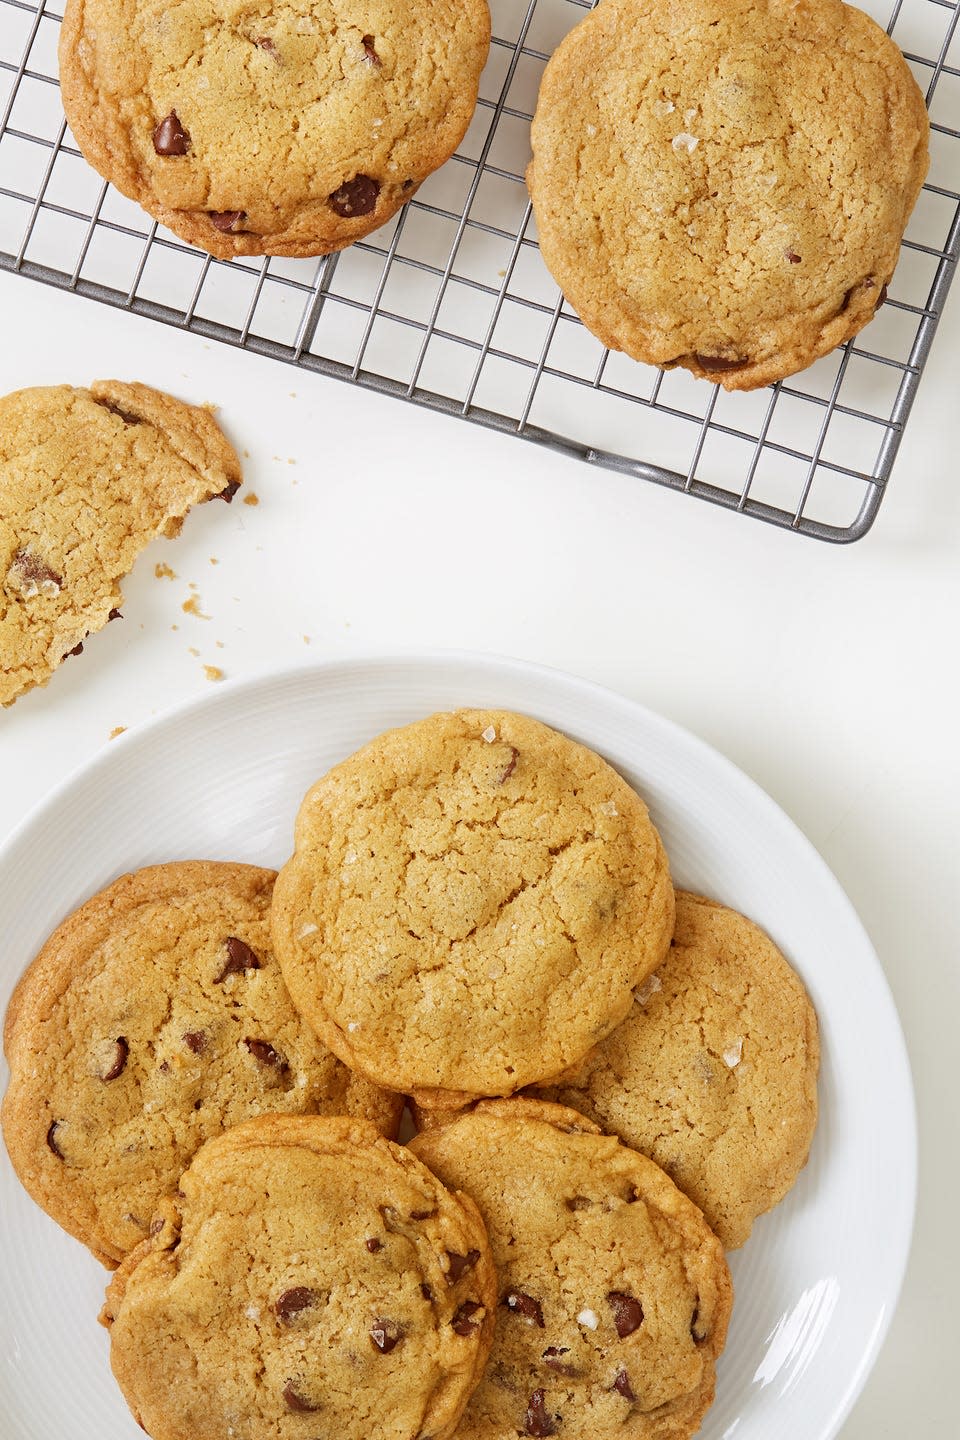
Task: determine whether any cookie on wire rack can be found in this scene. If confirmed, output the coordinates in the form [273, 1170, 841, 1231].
[58, 0, 491, 259]
[527, 0, 929, 390]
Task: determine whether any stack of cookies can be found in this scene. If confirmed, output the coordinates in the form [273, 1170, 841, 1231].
[1, 708, 819, 1440]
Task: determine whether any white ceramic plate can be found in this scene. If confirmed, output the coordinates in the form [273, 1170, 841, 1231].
[0, 653, 915, 1440]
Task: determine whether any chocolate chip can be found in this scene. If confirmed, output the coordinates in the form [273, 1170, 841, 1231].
[282, 1381, 319, 1413]
[607, 1291, 643, 1338]
[215, 935, 261, 981]
[877, 283, 889, 309]
[328, 175, 380, 218]
[95, 399, 142, 425]
[11, 550, 62, 592]
[183, 1030, 206, 1054]
[153, 111, 190, 157]
[275, 1287, 316, 1323]
[256, 36, 280, 60]
[542, 1346, 578, 1377]
[612, 1367, 636, 1401]
[693, 354, 750, 373]
[215, 479, 242, 502]
[209, 210, 246, 233]
[149, 1216, 165, 1235]
[565, 1196, 592, 1211]
[108, 608, 122, 621]
[243, 1037, 287, 1071]
[784, 249, 802, 264]
[451, 1301, 483, 1336]
[690, 1299, 709, 1344]
[446, 1249, 480, 1283]
[365, 1236, 383, 1252]
[361, 34, 381, 65]
[401, 178, 415, 191]
[370, 1317, 403, 1353]
[421, 1283, 435, 1302]
[46, 1120, 64, 1158]
[410, 1207, 437, 1220]
[523, 1389, 558, 1437]
[67, 641, 84, 657]
[101, 1037, 129, 1081]
[495, 746, 519, 785]
[503, 1291, 544, 1327]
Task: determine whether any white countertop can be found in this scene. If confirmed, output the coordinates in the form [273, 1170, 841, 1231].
[1, 262, 958, 1432]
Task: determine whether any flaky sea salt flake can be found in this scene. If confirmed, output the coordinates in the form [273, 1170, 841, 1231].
[636, 973, 662, 1005]
[577, 1308, 599, 1330]
[482, 725, 497, 743]
[672, 132, 699, 154]
[723, 1038, 744, 1069]
[298, 922, 318, 938]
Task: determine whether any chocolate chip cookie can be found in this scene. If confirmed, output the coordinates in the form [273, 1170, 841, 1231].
[1, 862, 402, 1266]
[0, 380, 241, 706]
[527, 0, 929, 389]
[271, 709, 675, 1102]
[101, 1114, 497, 1440]
[59, 0, 491, 258]
[410, 1099, 733, 1440]
[535, 893, 820, 1248]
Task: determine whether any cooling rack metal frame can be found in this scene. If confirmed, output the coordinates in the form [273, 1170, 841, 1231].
[1, 0, 958, 543]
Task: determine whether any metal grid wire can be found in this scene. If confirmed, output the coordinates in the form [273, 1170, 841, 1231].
[1, 0, 958, 541]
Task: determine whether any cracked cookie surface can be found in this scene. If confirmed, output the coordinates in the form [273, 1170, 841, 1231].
[271, 708, 674, 1100]
[59, 0, 491, 258]
[101, 1114, 497, 1440]
[535, 893, 820, 1249]
[0, 381, 240, 706]
[410, 1098, 733, 1440]
[1, 862, 402, 1266]
[527, 0, 929, 389]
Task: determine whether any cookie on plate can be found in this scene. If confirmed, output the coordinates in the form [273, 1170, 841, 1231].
[527, 0, 929, 389]
[1, 862, 402, 1266]
[101, 1114, 497, 1440]
[535, 892, 820, 1248]
[271, 708, 675, 1102]
[0, 381, 240, 706]
[59, 0, 491, 259]
[410, 1098, 733, 1440]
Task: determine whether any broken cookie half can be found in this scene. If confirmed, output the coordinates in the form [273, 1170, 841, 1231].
[0, 379, 241, 706]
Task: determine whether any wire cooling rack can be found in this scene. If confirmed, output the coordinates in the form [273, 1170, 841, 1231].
[1, 0, 958, 542]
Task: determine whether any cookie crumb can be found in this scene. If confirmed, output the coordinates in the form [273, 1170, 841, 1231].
[577, 1309, 599, 1330]
[109, 726, 127, 740]
[243, 492, 260, 506]
[303, 635, 311, 644]
[203, 665, 224, 682]
[188, 647, 200, 657]
[155, 562, 177, 580]
[209, 556, 219, 565]
[182, 595, 211, 619]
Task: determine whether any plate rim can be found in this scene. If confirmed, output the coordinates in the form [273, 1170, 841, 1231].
[0, 647, 918, 1439]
